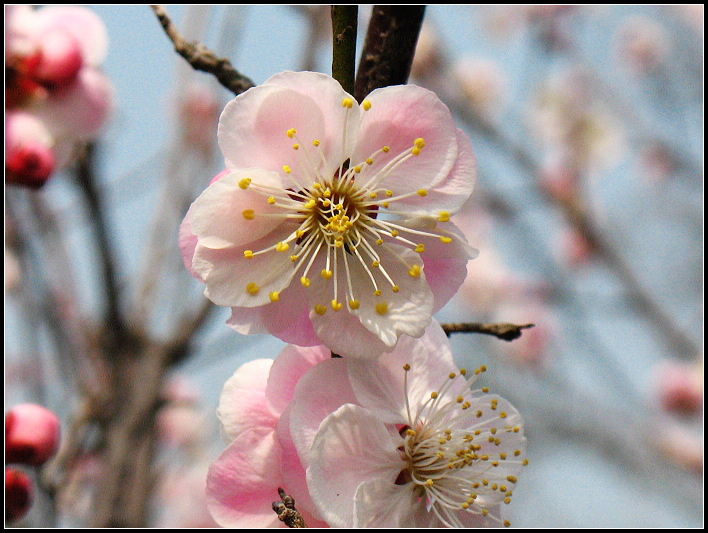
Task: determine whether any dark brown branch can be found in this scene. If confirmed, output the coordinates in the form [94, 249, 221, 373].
[442, 322, 535, 341]
[354, 5, 425, 102]
[150, 5, 255, 96]
[273, 488, 307, 528]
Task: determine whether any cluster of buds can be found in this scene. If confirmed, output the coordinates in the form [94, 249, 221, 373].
[5, 404, 61, 523]
[5, 5, 113, 188]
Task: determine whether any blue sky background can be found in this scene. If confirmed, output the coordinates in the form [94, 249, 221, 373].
[6, 5, 703, 528]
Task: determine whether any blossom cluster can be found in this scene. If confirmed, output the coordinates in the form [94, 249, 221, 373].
[5, 5, 113, 188]
[179, 70, 528, 527]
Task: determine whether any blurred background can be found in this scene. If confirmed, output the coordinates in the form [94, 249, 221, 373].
[5, 5, 703, 528]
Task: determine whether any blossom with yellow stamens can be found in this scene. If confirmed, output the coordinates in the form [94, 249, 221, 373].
[180, 71, 478, 358]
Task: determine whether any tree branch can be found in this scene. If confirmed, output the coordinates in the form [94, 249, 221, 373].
[354, 5, 425, 102]
[331, 5, 358, 96]
[150, 5, 255, 96]
[442, 322, 535, 341]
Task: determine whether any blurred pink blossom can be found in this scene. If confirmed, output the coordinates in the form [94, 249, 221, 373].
[5, 468, 33, 523]
[654, 359, 703, 416]
[5, 5, 113, 188]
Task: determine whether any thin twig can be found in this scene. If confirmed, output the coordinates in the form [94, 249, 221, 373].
[442, 322, 535, 341]
[150, 5, 255, 96]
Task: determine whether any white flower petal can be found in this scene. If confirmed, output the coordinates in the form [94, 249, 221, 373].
[353, 478, 438, 528]
[307, 404, 404, 528]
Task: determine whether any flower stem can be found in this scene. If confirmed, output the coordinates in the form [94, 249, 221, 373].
[331, 5, 358, 96]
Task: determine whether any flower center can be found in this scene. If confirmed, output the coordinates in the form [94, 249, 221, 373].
[398, 364, 527, 528]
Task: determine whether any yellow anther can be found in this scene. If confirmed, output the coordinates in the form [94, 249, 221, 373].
[296, 230, 305, 237]
[276, 241, 289, 252]
[313, 139, 320, 146]
[362, 99, 371, 111]
[348, 299, 360, 310]
[482, 387, 489, 393]
[522, 459, 529, 466]
[300, 276, 311, 288]
[382, 146, 390, 153]
[438, 211, 450, 222]
[323, 189, 331, 198]
[461, 502, 469, 510]
[499, 412, 507, 418]
[411, 147, 421, 156]
[342, 97, 354, 108]
[403, 363, 411, 371]
[414, 138, 425, 148]
[373, 289, 382, 296]
[242, 209, 255, 220]
[391, 285, 400, 293]
[504, 497, 511, 505]
[382, 202, 389, 208]
[365, 158, 373, 165]
[369, 192, 377, 199]
[504, 520, 511, 527]
[238, 178, 251, 190]
[459, 368, 467, 376]
[269, 291, 279, 303]
[456, 395, 464, 403]
[322, 199, 331, 208]
[408, 264, 421, 277]
[449, 372, 457, 379]
[292, 143, 299, 150]
[335, 240, 344, 248]
[312, 182, 321, 189]
[375, 302, 388, 315]
[244, 250, 254, 259]
[507, 476, 517, 483]
[246, 282, 259, 295]
[415, 244, 425, 253]
[513, 450, 521, 457]
[371, 260, 380, 268]
[424, 479, 434, 488]
[390, 230, 399, 237]
[290, 255, 297, 262]
[320, 269, 333, 280]
[500, 452, 507, 460]
[267, 196, 276, 205]
[417, 189, 428, 197]
[385, 190, 393, 197]
[286, 128, 296, 138]
[354, 165, 362, 173]
[283, 165, 291, 174]
[314, 304, 327, 315]
[304, 199, 316, 209]
[331, 300, 343, 311]
[440, 236, 453, 244]
[431, 391, 438, 399]
[482, 510, 489, 517]
[376, 238, 383, 245]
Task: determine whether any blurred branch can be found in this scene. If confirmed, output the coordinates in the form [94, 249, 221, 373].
[354, 5, 425, 101]
[74, 144, 127, 342]
[442, 322, 535, 341]
[331, 5, 358, 95]
[150, 4, 255, 96]
[272, 488, 307, 528]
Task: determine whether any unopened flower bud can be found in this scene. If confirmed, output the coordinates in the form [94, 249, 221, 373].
[30, 28, 83, 89]
[5, 404, 61, 466]
[5, 468, 33, 522]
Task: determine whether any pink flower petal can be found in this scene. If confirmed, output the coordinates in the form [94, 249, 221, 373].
[206, 427, 283, 528]
[350, 84, 458, 197]
[217, 359, 276, 442]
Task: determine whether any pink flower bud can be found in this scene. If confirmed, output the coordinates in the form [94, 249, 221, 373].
[5, 468, 33, 522]
[30, 28, 83, 89]
[5, 404, 61, 466]
[5, 140, 55, 189]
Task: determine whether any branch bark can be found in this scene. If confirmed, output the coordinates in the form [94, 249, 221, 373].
[354, 5, 425, 102]
[442, 322, 535, 341]
[150, 4, 254, 96]
[331, 6, 358, 96]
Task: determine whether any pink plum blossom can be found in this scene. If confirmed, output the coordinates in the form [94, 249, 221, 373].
[295, 320, 528, 527]
[5, 468, 33, 523]
[180, 70, 478, 358]
[206, 348, 331, 528]
[207, 321, 527, 527]
[5, 5, 112, 187]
